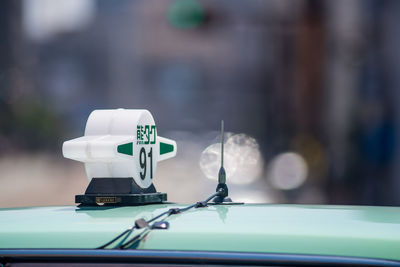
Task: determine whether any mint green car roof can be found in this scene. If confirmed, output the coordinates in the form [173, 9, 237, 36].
[1, 204, 400, 261]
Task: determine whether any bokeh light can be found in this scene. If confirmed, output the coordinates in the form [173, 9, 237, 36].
[199, 134, 262, 184]
[268, 152, 308, 190]
[232, 190, 274, 203]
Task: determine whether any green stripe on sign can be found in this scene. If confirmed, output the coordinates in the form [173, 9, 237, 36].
[117, 142, 133, 156]
[160, 142, 174, 155]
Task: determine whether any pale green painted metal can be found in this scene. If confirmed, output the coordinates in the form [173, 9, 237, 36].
[1, 204, 400, 261]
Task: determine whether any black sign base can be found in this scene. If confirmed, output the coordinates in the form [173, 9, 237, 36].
[76, 177, 167, 206]
[76, 193, 167, 206]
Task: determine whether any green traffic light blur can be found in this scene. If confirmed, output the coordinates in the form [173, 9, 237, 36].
[167, 0, 206, 29]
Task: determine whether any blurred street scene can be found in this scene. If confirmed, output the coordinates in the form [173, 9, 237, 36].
[1, 0, 400, 207]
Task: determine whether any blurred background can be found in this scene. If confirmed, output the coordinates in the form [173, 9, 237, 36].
[1, 0, 400, 207]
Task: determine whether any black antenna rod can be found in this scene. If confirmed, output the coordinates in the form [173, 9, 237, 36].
[219, 120, 225, 184]
[215, 120, 229, 203]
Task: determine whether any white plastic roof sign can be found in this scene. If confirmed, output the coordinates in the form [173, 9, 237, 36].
[62, 109, 177, 189]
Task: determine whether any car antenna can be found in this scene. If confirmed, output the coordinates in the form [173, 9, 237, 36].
[213, 120, 232, 203]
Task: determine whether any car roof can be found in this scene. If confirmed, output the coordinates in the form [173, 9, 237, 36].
[1, 203, 400, 261]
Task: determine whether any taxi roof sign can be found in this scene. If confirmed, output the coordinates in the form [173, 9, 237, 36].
[62, 109, 177, 205]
